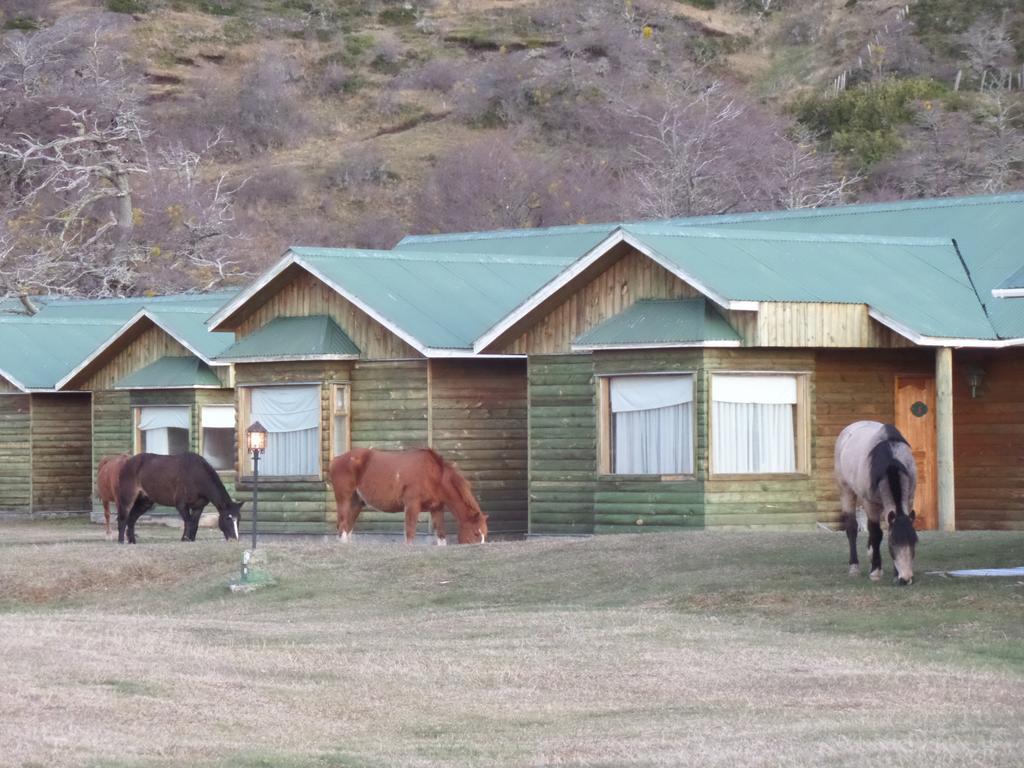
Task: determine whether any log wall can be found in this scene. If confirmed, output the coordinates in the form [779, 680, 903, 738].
[0, 395, 31, 513]
[429, 359, 528, 536]
[528, 354, 597, 534]
[592, 350, 704, 532]
[813, 349, 934, 524]
[953, 349, 1024, 530]
[701, 349, 817, 530]
[30, 394, 92, 513]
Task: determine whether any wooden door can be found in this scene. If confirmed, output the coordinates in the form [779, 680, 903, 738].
[894, 375, 937, 530]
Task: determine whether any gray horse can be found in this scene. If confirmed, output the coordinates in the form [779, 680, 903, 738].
[835, 420, 919, 585]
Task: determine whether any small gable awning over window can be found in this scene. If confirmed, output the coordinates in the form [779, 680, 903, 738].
[572, 298, 741, 351]
[115, 356, 223, 389]
[217, 315, 360, 362]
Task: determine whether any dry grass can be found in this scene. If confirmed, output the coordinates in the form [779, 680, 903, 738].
[2, 520, 1024, 767]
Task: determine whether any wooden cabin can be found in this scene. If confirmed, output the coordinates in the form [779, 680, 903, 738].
[397, 193, 1024, 533]
[4, 193, 1022, 538]
[208, 251, 531, 536]
[0, 318, 120, 516]
[52, 297, 237, 522]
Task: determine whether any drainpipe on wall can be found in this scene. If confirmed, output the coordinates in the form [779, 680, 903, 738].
[935, 346, 955, 531]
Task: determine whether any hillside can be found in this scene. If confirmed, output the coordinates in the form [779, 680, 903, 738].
[1, 0, 1023, 295]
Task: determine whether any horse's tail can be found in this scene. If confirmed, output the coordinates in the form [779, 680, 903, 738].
[96, 453, 129, 499]
[440, 460, 483, 523]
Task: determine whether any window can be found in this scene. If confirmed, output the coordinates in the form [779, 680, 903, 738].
[201, 405, 235, 471]
[331, 383, 350, 457]
[136, 406, 190, 455]
[600, 375, 694, 475]
[711, 374, 807, 474]
[242, 385, 320, 476]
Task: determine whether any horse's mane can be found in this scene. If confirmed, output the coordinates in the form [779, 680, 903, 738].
[433, 451, 482, 523]
[180, 452, 233, 509]
[868, 424, 910, 514]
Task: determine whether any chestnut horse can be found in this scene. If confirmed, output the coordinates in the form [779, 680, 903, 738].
[328, 448, 488, 545]
[96, 453, 131, 538]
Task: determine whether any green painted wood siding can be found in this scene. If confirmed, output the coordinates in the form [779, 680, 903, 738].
[592, 350, 705, 532]
[430, 359, 528, 536]
[31, 394, 91, 513]
[351, 360, 428, 450]
[528, 355, 597, 534]
[0, 395, 31, 513]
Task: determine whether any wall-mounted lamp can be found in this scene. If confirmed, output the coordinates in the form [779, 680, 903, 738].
[965, 366, 985, 399]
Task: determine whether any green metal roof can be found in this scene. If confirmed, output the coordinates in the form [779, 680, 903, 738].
[0, 318, 123, 390]
[661, 193, 1024, 339]
[396, 193, 1024, 342]
[114, 356, 223, 389]
[623, 226, 995, 340]
[30, 291, 237, 322]
[573, 298, 742, 349]
[396, 226, 611, 261]
[290, 248, 568, 351]
[218, 315, 360, 361]
[995, 265, 1024, 292]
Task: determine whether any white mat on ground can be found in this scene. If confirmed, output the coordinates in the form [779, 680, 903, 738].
[944, 566, 1024, 578]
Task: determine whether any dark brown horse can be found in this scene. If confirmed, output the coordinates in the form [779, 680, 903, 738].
[96, 452, 131, 538]
[117, 452, 244, 544]
[328, 448, 488, 545]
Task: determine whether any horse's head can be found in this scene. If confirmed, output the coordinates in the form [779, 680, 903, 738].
[218, 501, 244, 541]
[457, 511, 489, 544]
[887, 509, 917, 585]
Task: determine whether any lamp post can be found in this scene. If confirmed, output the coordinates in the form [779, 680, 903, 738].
[246, 421, 267, 553]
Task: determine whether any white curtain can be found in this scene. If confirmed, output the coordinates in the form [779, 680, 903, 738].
[138, 407, 189, 456]
[201, 405, 235, 429]
[611, 376, 693, 474]
[138, 407, 189, 431]
[712, 375, 797, 473]
[249, 386, 320, 476]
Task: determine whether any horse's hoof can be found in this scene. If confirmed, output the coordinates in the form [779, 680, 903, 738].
[848, 564, 861, 577]
[869, 569, 882, 581]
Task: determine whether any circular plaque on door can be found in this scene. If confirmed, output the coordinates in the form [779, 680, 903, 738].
[910, 401, 928, 417]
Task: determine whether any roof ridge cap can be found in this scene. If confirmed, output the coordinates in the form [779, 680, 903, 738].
[626, 225, 952, 247]
[293, 247, 570, 266]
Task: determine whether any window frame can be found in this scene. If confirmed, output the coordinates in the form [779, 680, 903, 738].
[199, 404, 236, 473]
[597, 371, 697, 479]
[133, 404, 191, 456]
[237, 382, 324, 482]
[329, 382, 351, 459]
[708, 371, 811, 478]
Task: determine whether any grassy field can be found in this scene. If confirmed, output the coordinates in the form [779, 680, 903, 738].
[1, 520, 1023, 768]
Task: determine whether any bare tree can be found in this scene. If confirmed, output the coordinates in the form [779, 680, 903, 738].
[960, 16, 1015, 90]
[968, 91, 1024, 193]
[619, 79, 749, 218]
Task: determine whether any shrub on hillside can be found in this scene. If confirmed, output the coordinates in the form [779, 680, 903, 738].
[793, 78, 947, 165]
